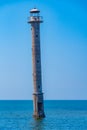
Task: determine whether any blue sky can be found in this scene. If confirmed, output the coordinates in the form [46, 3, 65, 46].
[0, 0, 87, 100]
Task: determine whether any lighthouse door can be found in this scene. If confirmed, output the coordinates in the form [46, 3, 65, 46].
[38, 103, 42, 112]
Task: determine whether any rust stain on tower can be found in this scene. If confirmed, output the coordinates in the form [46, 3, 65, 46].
[28, 8, 45, 118]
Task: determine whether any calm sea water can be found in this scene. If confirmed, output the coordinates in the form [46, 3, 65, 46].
[0, 100, 87, 130]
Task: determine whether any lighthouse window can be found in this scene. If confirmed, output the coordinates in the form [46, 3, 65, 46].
[38, 86, 40, 88]
[36, 34, 38, 37]
[37, 60, 39, 63]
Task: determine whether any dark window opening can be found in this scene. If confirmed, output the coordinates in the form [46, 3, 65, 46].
[37, 60, 39, 63]
[38, 85, 40, 88]
[36, 34, 38, 37]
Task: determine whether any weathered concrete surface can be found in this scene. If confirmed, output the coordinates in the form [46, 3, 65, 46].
[28, 8, 45, 118]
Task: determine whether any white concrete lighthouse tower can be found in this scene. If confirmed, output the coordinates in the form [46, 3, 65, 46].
[28, 8, 45, 118]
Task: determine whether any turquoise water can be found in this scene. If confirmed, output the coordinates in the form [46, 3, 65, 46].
[0, 100, 87, 129]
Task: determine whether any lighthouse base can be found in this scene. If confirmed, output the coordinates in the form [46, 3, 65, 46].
[33, 93, 45, 119]
[33, 112, 45, 119]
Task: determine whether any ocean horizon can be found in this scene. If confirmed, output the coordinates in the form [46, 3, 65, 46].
[0, 100, 87, 129]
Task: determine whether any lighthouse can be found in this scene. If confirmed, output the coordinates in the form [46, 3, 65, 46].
[28, 8, 45, 118]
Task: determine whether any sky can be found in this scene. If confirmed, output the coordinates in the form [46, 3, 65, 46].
[0, 0, 87, 100]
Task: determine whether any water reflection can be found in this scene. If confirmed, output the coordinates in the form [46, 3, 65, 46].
[31, 118, 46, 130]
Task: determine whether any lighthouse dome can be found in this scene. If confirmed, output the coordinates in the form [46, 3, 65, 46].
[30, 8, 40, 13]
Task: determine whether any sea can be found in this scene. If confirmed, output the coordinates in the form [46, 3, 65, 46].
[0, 100, 87, 130]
